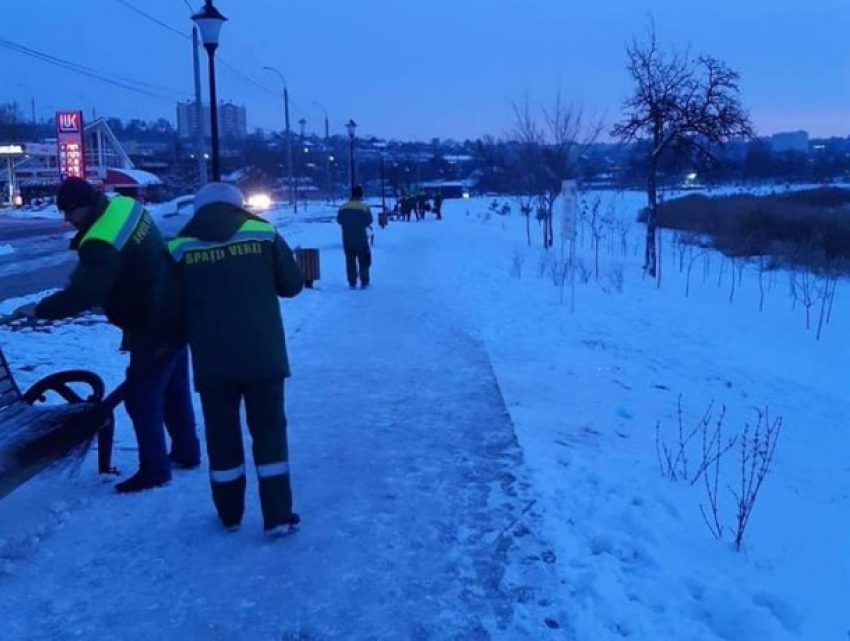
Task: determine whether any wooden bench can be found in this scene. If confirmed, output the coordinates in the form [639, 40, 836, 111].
[0, 342, 123, 501]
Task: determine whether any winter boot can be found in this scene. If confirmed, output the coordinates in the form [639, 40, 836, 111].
[169, 452, 201, 470]
[264, 512, 301, 537]
[115, 470, 170, 494]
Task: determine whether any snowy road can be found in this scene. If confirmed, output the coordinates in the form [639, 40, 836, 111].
[0, 205, 334, 302]
[0, 218, 74, 299]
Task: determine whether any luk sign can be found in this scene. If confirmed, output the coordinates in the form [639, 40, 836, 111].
[56, 110, 86, 180]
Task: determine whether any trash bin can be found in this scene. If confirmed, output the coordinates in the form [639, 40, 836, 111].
[294, 248, 320, 289]
[378, 210, 389, 229]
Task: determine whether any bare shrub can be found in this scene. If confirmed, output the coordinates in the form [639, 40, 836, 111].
[656, 397, 782, 551]
[511, 249, 525, 278]
[606, 263, 625, 294]
[538, 250, 554, 278]
[614, 217, 631, 257]
[731, 408, 782, 550]
[576, 259, 592, 284]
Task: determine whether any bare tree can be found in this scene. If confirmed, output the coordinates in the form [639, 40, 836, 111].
[513, 191, 535, 247]
[512, 91, 603, 249]
[611, 21, 753, 278]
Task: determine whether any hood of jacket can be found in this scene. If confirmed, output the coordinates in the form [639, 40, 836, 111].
[178, 202, 253, 242]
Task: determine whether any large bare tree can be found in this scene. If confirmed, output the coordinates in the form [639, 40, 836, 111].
[513, 91, 602, 249]
[612, 22, 753, 277]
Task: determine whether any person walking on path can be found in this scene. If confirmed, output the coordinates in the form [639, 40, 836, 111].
[12, 177, 200, 494]
[168, 183, 304, 535]
[433, 190, 443, 221]
[336, 185, 373, 289]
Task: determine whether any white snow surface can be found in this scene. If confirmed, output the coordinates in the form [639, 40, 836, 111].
[0, 192, 848, 640]
[0, 244, 13, 257]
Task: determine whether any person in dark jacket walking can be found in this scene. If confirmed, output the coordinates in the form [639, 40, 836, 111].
[12, 177, 200, 494]
[336, 185, 373, 289]
[168, 183, 304, 535]
[433, 190, 444, 220]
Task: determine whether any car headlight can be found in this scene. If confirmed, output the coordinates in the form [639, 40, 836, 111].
[247, 194, 272, 210]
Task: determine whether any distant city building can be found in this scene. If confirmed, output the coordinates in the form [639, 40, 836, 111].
[769, 130, 809, 153]
[177, 101, 248, 141]
[219, 102, 248, 140]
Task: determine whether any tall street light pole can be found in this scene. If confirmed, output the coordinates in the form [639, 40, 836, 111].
[16, 83, 36, 125]
[312, 101, 329, 140]
[312, 101, 330, 203]
[262, 67, 296, 213]
[346, 119, 357, 198]
[192, 0, 227, 182]
[191, 26, 207, 185]
[380, 151, 386, 212]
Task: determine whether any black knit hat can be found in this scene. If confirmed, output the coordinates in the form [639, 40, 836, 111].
[56, 177, 97, 212]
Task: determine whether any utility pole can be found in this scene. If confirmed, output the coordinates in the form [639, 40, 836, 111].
[192, 25, 207, 185]
[262, 67, 296, 212]
[285, 86, 296, 212]
[312, 101, 331, 203]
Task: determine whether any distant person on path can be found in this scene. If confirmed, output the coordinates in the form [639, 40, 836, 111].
[12, 177, 200, 494]
[433, 190, 443, 220]
[400, 194, 413, 222]
[336, 185, 373, 289]
[168, 183, 304, 536]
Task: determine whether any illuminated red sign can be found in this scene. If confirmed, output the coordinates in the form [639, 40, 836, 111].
[56, 110, 86, 179]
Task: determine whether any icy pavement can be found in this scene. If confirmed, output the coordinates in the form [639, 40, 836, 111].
[2, 192, 848, 640]
[0, 213, 565, 640]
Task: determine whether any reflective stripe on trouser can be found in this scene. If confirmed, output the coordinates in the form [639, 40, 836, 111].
[199, 378, 293, 529]
[244, 380, 293, 530]
[199, 385, 247, 525]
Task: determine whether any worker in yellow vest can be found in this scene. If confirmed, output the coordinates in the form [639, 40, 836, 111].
[12, 177, 199, 494]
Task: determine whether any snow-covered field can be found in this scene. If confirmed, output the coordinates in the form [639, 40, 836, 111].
[0, 191, 847, 640]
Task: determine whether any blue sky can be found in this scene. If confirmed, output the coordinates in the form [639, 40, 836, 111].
[3, 0, 848, 140]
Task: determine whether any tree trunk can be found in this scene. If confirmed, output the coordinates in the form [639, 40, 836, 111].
[645, 160, 658, 277]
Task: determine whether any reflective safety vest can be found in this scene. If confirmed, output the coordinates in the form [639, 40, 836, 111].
[168, 219, 277, 262]
[80, 196, 145, 250]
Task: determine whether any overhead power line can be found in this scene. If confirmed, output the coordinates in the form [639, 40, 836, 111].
[0, 36, 185, 103]
[112, 0, 190, 40]
[110, 0, 279, 99]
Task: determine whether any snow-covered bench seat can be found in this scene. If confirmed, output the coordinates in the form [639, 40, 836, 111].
[0, 344, 119, 500]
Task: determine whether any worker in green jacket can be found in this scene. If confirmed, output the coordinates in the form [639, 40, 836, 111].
[12, 177, 200, 493]
[169, 183, 304, 536]
[336, 185, 373, 289]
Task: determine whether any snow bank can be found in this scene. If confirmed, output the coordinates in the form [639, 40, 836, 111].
[0, 189, 847, 639]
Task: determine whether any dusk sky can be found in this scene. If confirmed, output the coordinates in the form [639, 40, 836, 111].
[3, 0, 848, 141]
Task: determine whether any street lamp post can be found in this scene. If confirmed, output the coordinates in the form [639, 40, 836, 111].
[191, 25, 207, 185]
[345, 119, 357, 198]
[312, 101, 329, 141]
[16, 83, 36, 124]
[263, 66, 296, 212]
[312, 101, 330, 203]
[379, 152, 386, 212]
[192, 0, 227, 182]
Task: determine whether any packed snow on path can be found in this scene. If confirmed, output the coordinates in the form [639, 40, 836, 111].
[0, 191, 848, 640]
